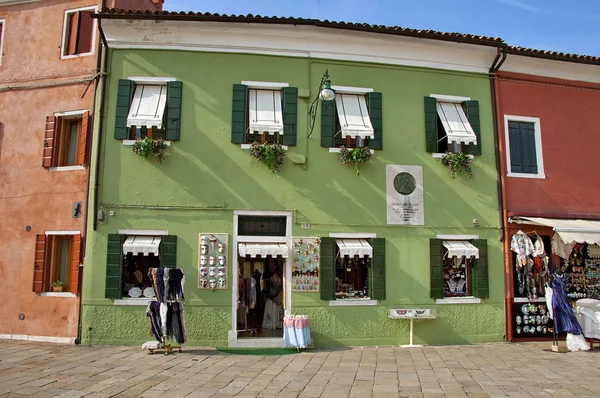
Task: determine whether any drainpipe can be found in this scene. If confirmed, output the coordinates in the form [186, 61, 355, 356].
[488, 46, 512, 342]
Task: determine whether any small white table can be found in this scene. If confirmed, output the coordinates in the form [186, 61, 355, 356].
[389, 309, 436, 347]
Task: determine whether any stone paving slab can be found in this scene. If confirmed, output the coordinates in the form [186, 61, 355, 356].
[1, 340, 599, 397]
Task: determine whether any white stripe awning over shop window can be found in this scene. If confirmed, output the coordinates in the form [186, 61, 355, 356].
[335, 239, 373, 258]
[123, 236, 161, 256]
[443, 240, 479, 259]
[238, 243, 289, 258]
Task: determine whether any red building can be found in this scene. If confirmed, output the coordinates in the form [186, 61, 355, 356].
[495, 48, 600, 341]
[0, 0, 162, 344]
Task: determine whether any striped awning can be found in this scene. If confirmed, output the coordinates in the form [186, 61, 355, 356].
[443, 240, 479, 259]
[336, 239, 372, 258]
[123, 236, 161, 256]
[238, 243, 289, 258]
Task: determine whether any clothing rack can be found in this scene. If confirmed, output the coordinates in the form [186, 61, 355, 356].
[238, 275, 257, 336]
[144, 267, 186, 355]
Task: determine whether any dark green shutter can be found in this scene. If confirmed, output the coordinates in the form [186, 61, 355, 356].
[473, 239, 489, 298]
[105, 234, 124, 299]
[508, 121, 538, 174]
[161, 235, 177, 268]
[281, 87, 298, 146]
[430, 239, 443, 299]
[114, 79, 135, 140]
[231, 84, 248, 144]
[424, 96, 438, 153]
[366, 92, 383, 150]
[320, 102, 335, 148]
[462, 100, 481, 155]
[508, 121, 524, 173]
[165, 81, 182, 141]
[369, 238, 385, 300]
[319, 237, 335, 300]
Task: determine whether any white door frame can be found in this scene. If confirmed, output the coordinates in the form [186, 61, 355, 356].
[228, 210, 292, 344]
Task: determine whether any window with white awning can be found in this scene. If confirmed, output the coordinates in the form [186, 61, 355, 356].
[123, 235, 161, 256]
[436, 102, 478, 146]
[510, 216, 600, 245]
[442, 240, 480, 259]
[248, 89, 284, 136]
[127, 84, 168, 128]
[335, 94, 374, 140]
[335, 239, 373, 258]
[238, 243, 289, 258]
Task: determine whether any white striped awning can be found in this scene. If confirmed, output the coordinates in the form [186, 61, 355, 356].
[238, 243, 289, 258]
[443, 240, 479, 259]
[336, 239, 373, 258]
[123, 236, 161, 256]
[436, 102, 477, 145]
[511, 216, 600, 245]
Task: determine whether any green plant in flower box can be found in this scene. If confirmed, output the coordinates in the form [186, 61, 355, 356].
[249, 142, 286, 175]
[338, 146, 373, 176]
[131, 137, 168, 163]
[440, 152, 473, 179]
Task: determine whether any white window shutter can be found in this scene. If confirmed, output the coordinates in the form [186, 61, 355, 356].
[335, 94, 374, 139]
[436, 102, 477, 145]
[248, 89, 283, 135]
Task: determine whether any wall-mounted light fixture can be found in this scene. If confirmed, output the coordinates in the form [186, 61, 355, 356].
[308, 69, 335, 138]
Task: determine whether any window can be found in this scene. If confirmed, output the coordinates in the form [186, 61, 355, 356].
[321, 87, 383, 150]
[114, 78, 182, 142]
[32, 233, 81, 294]
[424, 95, 481, 155]
[319, 236, 385, 303]
[231, 82, 298, 146]
[61, 7, 96, 58]
[105, 234, 177, 299]
[0, 19, 5, 66]
[504, 116, 545, 179]
[42, 111, 89, 169]
[430, 238, 488, 303]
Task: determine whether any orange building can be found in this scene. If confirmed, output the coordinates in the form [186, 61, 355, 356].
[0, 0, 162, 344]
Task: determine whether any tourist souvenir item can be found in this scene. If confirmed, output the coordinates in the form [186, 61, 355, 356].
[292, 237, 320, 292]
[198, 233, 227, 289]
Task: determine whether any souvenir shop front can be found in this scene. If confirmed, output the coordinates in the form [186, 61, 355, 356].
[507, 216, 600, 341]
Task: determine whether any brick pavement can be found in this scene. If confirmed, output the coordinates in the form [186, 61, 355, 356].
[1, 339, 599, 397]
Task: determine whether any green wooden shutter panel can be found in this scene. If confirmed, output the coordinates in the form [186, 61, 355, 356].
[424, 96, 438, 153]
[520, 123, 538, 174]
[473, 239, 489, 298]
[161, 235, 177, 268]
[369, 238, 386, 300]
[319, 237, 335, 300]
[366, 92, 383, 150]
[430, 239, 443, 299]
[281, 87, 298, 146]
[105, 234, 124, 299]
[508, 121, 524, 173]
[114, 79, 135, 140]
[320, 102, 335, 148]
[462, 100, 481, 155]
[165, 81, 183, 141]
[231, 84, 248, 144]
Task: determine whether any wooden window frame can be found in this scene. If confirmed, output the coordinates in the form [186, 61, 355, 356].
[60, 6, 97, 59]
[49, 236, 72, 290]
[55, 118, 82, 166]
[0, 19, 5, 66]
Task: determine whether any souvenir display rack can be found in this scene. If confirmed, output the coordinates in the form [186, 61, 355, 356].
[512, 302, 552, 338]
[198, 233, 228, 290]
[292, 237, 320, 292]
[563, 244, 587, 300]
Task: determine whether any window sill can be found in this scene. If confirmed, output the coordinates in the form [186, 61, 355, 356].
[329, 147, 374, 154]
[436, 297, 481, 304]
[514, 297, 546, 303]
[506, 172, 545, 179]
[40, 292, 76, 298]
[114, 298, 153, 306]
[49, 165, 85, 172]
[328, 299, 377, 307]
[123, 140, 171, 146]
[432, 153, 474, 159]
[240, 143, 288, 150]
[60, 52, 94, 59]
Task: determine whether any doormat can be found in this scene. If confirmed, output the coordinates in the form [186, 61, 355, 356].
[216, 347, 300, 356]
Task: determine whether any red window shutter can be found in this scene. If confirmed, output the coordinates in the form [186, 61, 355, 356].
[76, 11, 93, 54]
[33, 235, 46, 293]
[42, 116, 57, 168]
[69, 234, 81, 294]
[78, 111, 89, 165]
[66, 12, 78, 56]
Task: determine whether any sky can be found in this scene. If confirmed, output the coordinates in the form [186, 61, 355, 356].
[161, 0, 600, 57]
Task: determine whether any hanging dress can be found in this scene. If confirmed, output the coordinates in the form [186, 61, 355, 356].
[550, 274, 583, 334]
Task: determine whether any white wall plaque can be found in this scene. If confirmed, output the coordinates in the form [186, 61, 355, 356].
[386, 165, 424, 225]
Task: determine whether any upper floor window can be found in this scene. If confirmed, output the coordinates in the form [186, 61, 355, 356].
[504, 115, 545, 179]
[425, 95, 481, 155]
[42, 110, 89, 169]
[61, 6, 96, 58]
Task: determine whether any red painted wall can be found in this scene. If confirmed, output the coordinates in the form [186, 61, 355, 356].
[496, 72, 600, 216]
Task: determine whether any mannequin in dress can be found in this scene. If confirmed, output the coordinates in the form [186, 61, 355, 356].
[262, 258, 283, 329]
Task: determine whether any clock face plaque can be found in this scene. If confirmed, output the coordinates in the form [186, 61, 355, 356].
[393, 172, 417, 196]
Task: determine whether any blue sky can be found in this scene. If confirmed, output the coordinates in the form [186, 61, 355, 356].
[162, 0, 600, 56]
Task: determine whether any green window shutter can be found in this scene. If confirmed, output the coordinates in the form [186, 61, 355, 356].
[105, 234, 124, 299]
[161, 235, 177, 268]
[366, 92, 383, 150]
[508, 121, 524, 173]
[231, 84, 248, 144]
[165, 81, 183, 141]
[115, 79, 135, 140]
[519, 122, 538, 174]
[424, 96, 438, 153]
[369, 238, 386, 300]
[473, 239, 489, 298]
[430, 239, 443, 299]
[319, 237, 335, 300]
[281, 87, 298, 146]
[320, 102, 335, 148]
[462, 100, 481, 155]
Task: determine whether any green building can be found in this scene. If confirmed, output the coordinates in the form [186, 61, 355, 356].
[82, 10, 505, 347]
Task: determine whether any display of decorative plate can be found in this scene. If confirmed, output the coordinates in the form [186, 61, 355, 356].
[521, 304, 529, 315]
[515, 316, 522, 325]
[143, 287, 155, 298]
[128, 287, 142, 298]
[516, 326, 522, 334]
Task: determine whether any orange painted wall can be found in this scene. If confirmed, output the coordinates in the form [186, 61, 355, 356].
[0, 0, 161, 341]
[496, 72, 600, 217]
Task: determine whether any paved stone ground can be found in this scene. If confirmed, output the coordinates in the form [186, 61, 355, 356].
[1, 339, 600, 397]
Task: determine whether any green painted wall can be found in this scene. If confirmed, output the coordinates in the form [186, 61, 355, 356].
[82, 49, 503, 347]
